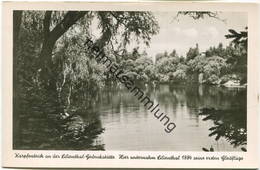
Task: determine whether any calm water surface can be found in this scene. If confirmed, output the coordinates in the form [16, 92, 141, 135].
[93, 84, 246, 151]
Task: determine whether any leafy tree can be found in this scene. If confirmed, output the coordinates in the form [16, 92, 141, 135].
[171, 63, 188, 81]
[203, 56, 228, 84]
[225, 28, 247, 84]
[205, 43, 226, 58]
[135, 55, 155, 82]
[186, 43, 200, 61]
[187, 55, 206, 74]
[17, 11, 159, 89]
[155, 50, 187, 83]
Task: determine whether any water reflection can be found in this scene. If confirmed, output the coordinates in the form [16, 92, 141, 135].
[199, 90, 246, 151]
[15, 84, 246, 151]
[96, 84, 246, 151]
[14, 88, 104, 150]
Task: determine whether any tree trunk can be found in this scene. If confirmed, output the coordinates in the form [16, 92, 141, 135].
[39, 37, 57, 90]
[13, 10, 22, 149]
[39, 11, 87, 90]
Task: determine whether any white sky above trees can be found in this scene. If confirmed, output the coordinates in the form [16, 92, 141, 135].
[145, 12, 247, 60]
[90, 12, 247, 60]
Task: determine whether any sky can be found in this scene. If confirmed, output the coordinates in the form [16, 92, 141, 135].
[90, 12, 247, 61]
[143, 12, 247, 60]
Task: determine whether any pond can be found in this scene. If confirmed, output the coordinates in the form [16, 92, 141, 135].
[94, 84, 246, 151]
[15, 84, 246, 151]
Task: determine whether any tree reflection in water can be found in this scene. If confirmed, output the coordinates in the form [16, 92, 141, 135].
[14, 87, 104, 150]
[56, 112, 105, 150]
[199, 90, 246, 152]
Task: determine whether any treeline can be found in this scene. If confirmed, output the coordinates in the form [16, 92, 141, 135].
[15, 11, 248, 107]
[113, 34, 247, 86]
[16, 11, 247, 108]
[154, 39, 247, 85]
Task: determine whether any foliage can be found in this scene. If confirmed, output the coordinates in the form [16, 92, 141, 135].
[155, 50, 188, 83]
[154, 28, 247, 85]
[186, 43, 200, 61]
[225, 28, 248, 47]
[14, 10, 159, 150]
[177, 12, 220, 20]
[199, 105, 247, 148]
[14, 10, 248, 150]
[225, 28, 248, 84]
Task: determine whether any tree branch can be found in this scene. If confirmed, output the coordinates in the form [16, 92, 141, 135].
[49, 11, 87, 42]
[39, 11, 87, 88]
[43, 11, 52, 38]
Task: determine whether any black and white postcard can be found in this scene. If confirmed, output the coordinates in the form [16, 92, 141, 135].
[2, 1, 259, 169]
